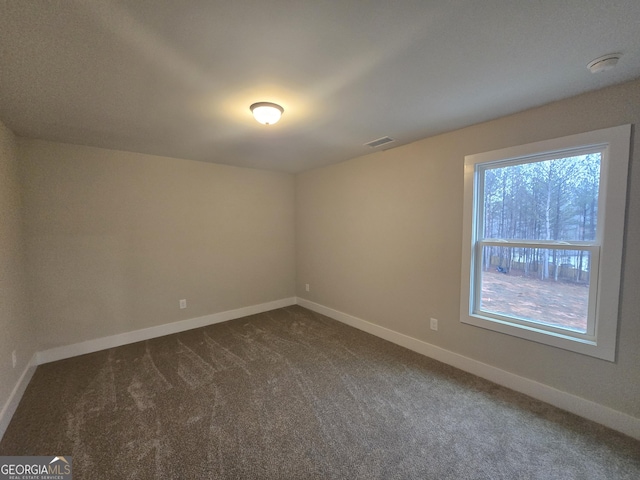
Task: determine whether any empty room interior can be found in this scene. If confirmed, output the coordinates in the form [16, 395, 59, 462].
[1, 1, 640, 479]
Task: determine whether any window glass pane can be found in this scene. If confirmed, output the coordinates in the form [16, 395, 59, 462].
[482, 153, 601, 242]
[479, 246, 591, 333]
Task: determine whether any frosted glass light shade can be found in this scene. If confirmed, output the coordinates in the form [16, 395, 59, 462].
[250, 102, 284, 125]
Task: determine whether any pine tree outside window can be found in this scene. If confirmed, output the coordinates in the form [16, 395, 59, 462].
[460, 125, 630, 361]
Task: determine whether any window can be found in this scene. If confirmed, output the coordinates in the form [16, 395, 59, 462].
[460, 125, 630, 360]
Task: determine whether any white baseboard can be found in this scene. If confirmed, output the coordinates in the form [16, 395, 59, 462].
[0, 353, 37, 441]
[5, 297, 637, 443]
[1, 298, 296, 442]
[296, 297, 640, 440]
[37, 297, 297, 365]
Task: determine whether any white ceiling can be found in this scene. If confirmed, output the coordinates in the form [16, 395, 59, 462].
[1, 1, 639, 173]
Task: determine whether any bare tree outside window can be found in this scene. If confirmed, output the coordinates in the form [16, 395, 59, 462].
[478, 154, 600, 333]
[462, 125, 630, 360]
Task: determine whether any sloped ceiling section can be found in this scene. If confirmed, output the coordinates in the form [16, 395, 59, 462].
[1, 0, 639, 173]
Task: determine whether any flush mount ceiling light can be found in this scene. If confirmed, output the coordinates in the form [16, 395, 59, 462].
[587, 53, 621, 73]
[250, 102, 284, 125]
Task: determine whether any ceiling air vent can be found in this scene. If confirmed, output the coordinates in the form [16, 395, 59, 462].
[364, 136, 395, 148]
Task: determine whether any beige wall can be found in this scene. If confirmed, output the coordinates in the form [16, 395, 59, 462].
[0, 121, 35, 409]
[296, 79, 640, 418]
[3, 79, 638, 425]
[19, 140, 295, 350]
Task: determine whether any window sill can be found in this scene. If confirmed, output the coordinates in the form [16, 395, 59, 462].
[461, 312, 613, 361]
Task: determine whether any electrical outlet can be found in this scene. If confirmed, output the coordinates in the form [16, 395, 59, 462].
[305, 284, 310, 292]
[12, 350, 17, 368]
[430, 318, 438, 331]
[179, 299, 187, 309]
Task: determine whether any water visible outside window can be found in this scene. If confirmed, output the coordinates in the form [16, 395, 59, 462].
[479, 153, 601, 333]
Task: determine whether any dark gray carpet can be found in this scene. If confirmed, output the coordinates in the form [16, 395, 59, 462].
[1, 306, 639, 479]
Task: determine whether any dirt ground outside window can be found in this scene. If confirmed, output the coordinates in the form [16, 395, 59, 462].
[480, 270, 589, 332]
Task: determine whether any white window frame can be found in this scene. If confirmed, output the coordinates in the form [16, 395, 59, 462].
[460, 125, 630, 361]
